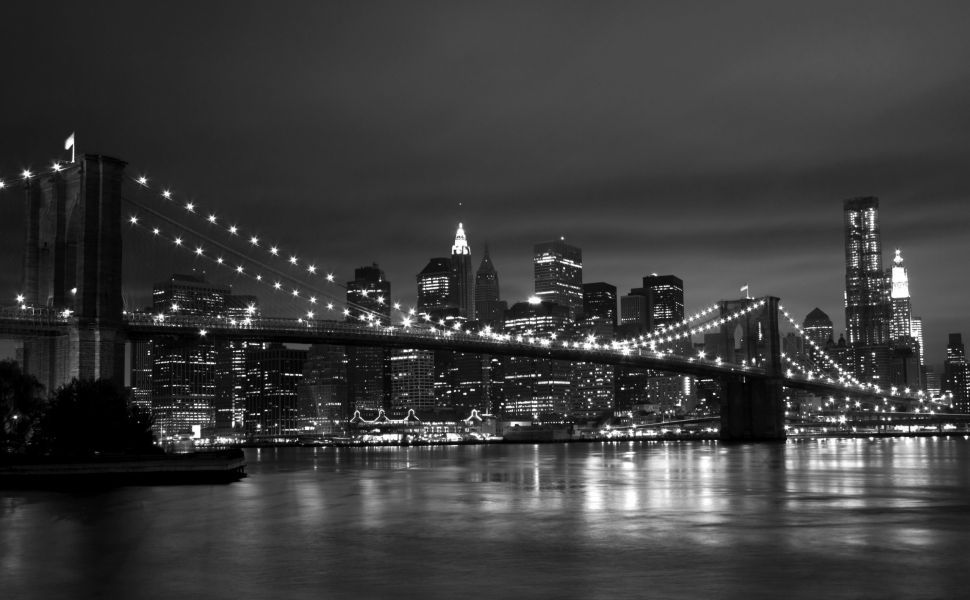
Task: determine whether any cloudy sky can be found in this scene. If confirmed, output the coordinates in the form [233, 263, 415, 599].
[1, 1, 968, 367]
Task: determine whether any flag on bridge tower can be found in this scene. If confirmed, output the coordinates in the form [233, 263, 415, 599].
[64, 132, 75, 163]
[740, 284, 750, 299]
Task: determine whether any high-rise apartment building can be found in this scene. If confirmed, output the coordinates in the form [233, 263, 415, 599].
[451, 223, 474, 320]
[534, 239, 583, 319]
[843, 197, 891, 384]
[944, 333, 970, 413]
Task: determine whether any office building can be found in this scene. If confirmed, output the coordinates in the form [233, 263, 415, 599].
[298, 344, 348, 435]
[534, 238, 583, 319]
[347, 263, 391, 324]
[843, 197, 891, 384]
[244, 344, 308, 438]
[502, 301, 572, 418]
[451, 223, 474, 320]
[475, 244, 505, 327]
[417, 257, 457, 320]
[346, 265, 391, 411]
[944, 334, 969, 413]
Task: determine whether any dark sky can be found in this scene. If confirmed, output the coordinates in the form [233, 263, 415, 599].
[1, 1, 968, 368]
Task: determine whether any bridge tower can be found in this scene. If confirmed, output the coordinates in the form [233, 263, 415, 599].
[712, 296, 785, 441]
[21, 154, 127, 390]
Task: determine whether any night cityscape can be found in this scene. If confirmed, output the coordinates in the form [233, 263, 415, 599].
[2, 2, 970, 599]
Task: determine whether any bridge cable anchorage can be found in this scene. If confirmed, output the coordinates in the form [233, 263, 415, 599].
[122, 195, 411, 327]
[126, 172, 421, 324]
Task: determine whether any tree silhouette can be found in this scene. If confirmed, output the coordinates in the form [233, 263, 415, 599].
[35, 379, 157, 457]
[0, 360, 45, 454]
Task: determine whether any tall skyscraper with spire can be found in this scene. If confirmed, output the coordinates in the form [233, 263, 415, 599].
[474, 244, 505, 326]
[889, 249, 912, 342]
[888, 248, 922, 389]
[451, 223, 474, 320]
[843, 197, 891, 384]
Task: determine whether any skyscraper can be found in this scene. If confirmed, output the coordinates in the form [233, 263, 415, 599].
[298, 344, 347, 435]
[150, 273, 236, 438]
[389, 348, 436, 416]
[573, 283, 618, 420]
[502, 301, 572, 417]
[346, 266, 391, 411]
[640, 275, 685, 329]
[244, 344, 308, 438]
[475, 244, 505, 327]
[451, 223, 474, 320]
[889, 249, 913, 342]
[582, 282, 617, 328]
[346, 264, 391, 324]
[888, 249, 921, 389]
[417, 257, 457, 320]
[843, 197, 891, 384]
[944, 334, 969, 413]
[534, 238, 583, 319]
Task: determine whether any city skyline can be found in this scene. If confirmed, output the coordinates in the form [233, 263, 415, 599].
[1, 2, 969, 369]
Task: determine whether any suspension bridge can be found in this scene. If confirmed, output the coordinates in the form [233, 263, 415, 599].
[0, 154, 937, 441]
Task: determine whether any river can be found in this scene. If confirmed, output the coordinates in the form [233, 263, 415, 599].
[3, 438, 969, 599]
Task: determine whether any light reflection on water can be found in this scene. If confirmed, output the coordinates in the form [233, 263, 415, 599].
[3, 438, 970, 600]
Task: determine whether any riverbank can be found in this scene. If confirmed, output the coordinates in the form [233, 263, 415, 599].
[0, 449, 246, 488]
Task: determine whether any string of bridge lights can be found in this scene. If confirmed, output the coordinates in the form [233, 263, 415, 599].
[777, 304, 862, 387]
[123, 214, 349, 321]
[124, 171, 426, 323]
[6, 162, 922, 394]
[640, 299, 768, 350]
[121, 194, 419, 325]
[0, 161, 410, 324]
[122, 207, 428, 329]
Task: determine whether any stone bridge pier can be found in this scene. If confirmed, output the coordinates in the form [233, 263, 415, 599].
[709, 296, 786, 441]
[21, 154, 127, 391]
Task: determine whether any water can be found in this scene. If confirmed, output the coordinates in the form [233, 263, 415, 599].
[3, 438, 970, 599]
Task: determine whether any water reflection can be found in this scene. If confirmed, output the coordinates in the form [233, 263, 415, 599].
[2, 439, 969, 599]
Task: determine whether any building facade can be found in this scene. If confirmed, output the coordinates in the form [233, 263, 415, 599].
[843, 196, 891, 384]
[533, 239, 583, 319]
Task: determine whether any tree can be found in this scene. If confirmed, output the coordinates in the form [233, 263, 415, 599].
[0, 360, 45, 454]
[35, 379, 157, 457]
